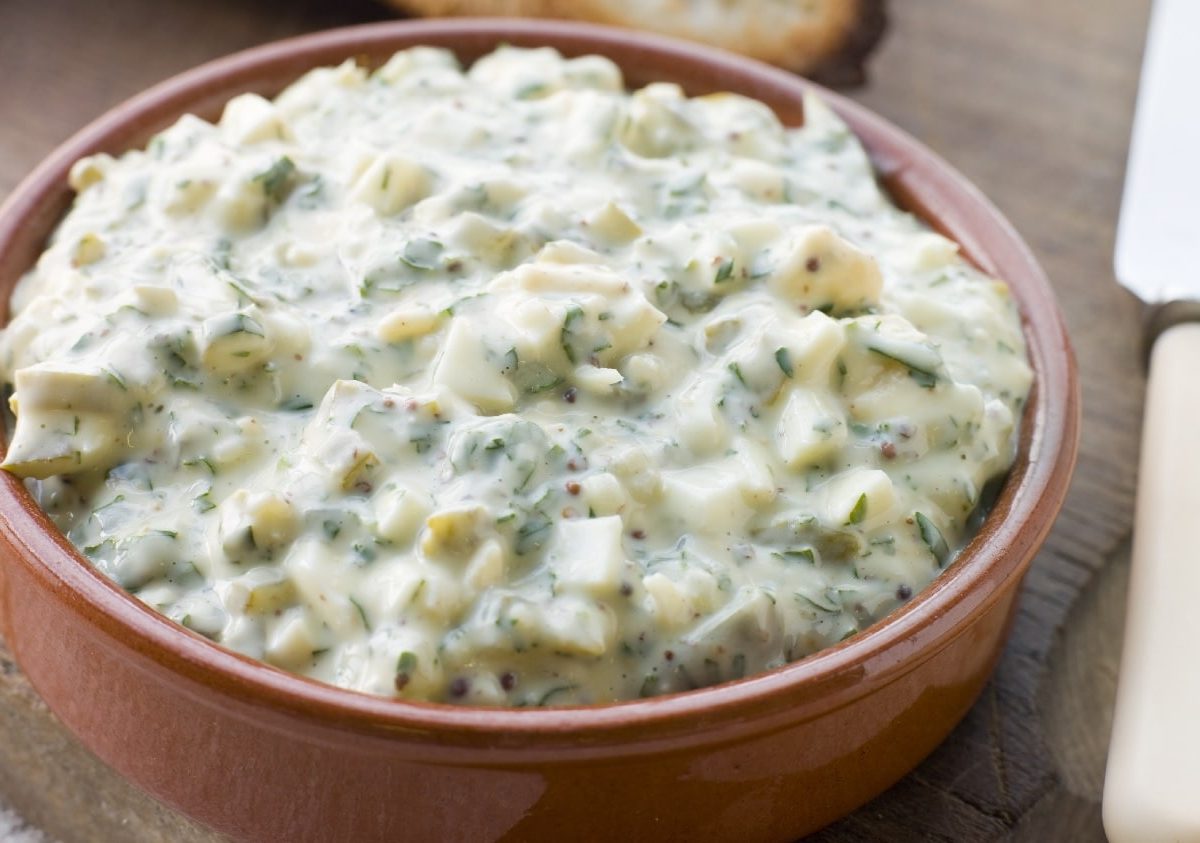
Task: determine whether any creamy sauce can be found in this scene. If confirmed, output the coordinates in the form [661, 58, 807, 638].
[0, 47, 1031, 705]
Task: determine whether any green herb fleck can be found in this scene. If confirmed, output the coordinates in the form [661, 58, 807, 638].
[516, 82, 550, 100]
[349, 597, 372, 631]
[794, 588, 841, 613]
[916, 512, 950, 566]
[714, 257, 735, 284]
[501, 347, 519, 375]
[846, 493, 868, 525]
[727, 361, 747, 387]
[910, 369, 938, 389]
[279, 396, 314, 412]
[515, 510, 553, 555]
[400, 238, 444, 271]
[639, 674, 659, 698]
[182, 457, 215, 475]
[255, 156, 296, 203]
[513, 361, 562, 394]
[774, 347, 794, 378]
[104, 368, 128, 391]
[775, 547, 815, 564]
[560, 306, 585, 364]
[536, 684, 577, 706]
[396, 651, 418, 675]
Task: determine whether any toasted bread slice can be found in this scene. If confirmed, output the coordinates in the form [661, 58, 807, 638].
[382, 0, 886, 84]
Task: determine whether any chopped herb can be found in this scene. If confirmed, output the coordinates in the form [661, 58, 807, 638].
[516, 82, 549, 99]
[560, 305, 585, 364]
[727, 361, 747, 386]
[910, 370, 938, 389]
[408, 579, 427, 608]
[396, 651, 418, 675]
[212, 237, 233, 270]
[774, 547, 815, 564]
[210, 312, 264, 338]
[515, 510, 553, 555]
[855, 325, 941, 380]
[774, 347, 794, 378]
[226, 277, 256, 304]
[794, 588, 841, 613]
[349, 597, 371, 630]
[536, 684, 576, 706]
[639, 674, 659, 698]
[714, 257, 735, 284]
[255, 156, 296, 203]
[104, 367, 128, 391]
[400, 238, 444, 271]
[295, 176, 324, 208]
[681, 289, 719, 313]
[654, 280, 673, 307]
[279, 396, 314, 412]
[514, 461, 538, 492]
[501, 347, 519, 375]
[512, 360, 562, 394]
[916, 512, 950, 566]
[845, 493, 868, 525]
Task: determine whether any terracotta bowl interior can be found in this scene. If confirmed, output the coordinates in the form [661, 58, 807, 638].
[0, 19, 1079, 747]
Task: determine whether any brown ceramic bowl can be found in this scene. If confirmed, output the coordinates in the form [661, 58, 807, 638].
[0, 19, 1078, 843]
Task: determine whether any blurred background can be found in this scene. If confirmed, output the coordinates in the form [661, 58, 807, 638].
[0, 1, 1153, 840]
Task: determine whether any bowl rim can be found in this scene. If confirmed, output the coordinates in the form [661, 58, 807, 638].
[0, 18, 1079, 749]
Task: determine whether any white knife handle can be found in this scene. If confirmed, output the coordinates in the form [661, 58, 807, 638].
[1105, 322, 1200, 842]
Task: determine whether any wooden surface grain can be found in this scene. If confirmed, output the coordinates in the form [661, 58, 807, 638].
[0, 0, 1149, 840]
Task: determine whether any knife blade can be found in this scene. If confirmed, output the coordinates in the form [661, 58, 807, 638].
[1115, 0, 1200, 311]
[1104, 0, 1200, 840]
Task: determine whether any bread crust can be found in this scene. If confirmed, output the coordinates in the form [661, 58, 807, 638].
[383, 0, 886, 83]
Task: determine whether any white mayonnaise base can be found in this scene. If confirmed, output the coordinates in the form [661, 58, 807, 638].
[0, 47, 1031, 705]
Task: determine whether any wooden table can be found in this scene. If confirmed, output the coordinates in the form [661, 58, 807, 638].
[0, 0, 1150, 839]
